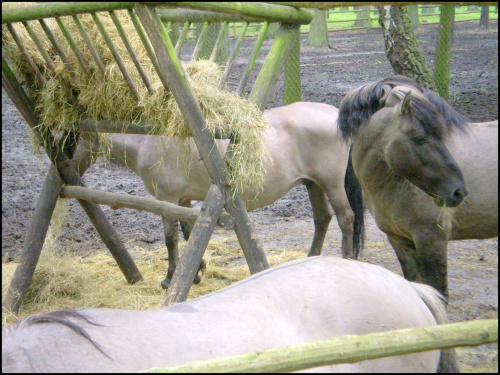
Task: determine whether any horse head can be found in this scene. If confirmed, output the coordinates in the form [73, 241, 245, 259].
[378, 86, 468, 207]
[338, 77, 470, 208]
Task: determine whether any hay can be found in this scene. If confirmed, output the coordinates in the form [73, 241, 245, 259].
[2, 3, 269, 193]
[2, 235, 306, 327]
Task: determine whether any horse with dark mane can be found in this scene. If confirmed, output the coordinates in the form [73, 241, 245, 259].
[2, 256, 459, 372]
[339, 75, 498, 300]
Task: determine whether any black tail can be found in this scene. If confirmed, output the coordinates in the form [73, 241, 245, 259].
[344, 149, 365, 258]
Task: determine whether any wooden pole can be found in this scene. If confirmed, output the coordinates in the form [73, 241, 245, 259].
[238, 21, 269, 96]
[210, 21, 229, 62]
[2, 165, 62, 313]
[220, 21, 248, 90]
[174, 21, 191, 57]
[191, 21, 209, 60]
[143, 319, 498, 373]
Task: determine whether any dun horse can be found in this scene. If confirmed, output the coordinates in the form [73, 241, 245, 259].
[339, 76, 498, 300]
[2, 256, 459, 372]
[73, 102, 362, 289]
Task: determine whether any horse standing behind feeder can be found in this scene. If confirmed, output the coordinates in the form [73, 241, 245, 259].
[338, 76, 498, 300]
[1, 256, 459, 373]
[73, 101, 361, 289]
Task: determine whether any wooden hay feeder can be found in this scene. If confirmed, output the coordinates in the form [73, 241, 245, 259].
[2, 2, 313, 312]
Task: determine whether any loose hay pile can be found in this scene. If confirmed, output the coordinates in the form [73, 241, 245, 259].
[1, 239, 306, 327]
[2, 3, 269, 193]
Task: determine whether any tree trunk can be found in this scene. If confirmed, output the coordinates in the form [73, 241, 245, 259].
[353, 6, 368, 27]
[306, 9, 329, 48]
[479, 6, 490, 29]
[377, 5, 434, 89]
[408, 5, 420, 28]
[434, 5, 454, 99]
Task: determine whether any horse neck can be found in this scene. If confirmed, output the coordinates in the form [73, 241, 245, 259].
[350, 115, 399, 198]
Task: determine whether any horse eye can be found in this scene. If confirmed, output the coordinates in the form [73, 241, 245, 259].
[412, 135, 426, 145]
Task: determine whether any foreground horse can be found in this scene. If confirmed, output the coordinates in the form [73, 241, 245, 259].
[73, 102, 362, 289]
[338, 76, 498, 300]
[2, 256, 458, 372]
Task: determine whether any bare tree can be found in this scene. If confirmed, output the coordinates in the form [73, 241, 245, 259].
[480, 6, 490, 29]
[306, 9, 331, 48]
[378, 5, 434, 89]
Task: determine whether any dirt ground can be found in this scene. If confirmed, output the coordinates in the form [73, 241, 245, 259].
[2, 21, 498, 371]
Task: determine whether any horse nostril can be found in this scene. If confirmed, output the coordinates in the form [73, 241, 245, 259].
[453, 188, 465, 203]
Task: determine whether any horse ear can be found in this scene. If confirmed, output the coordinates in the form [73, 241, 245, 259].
[399, 91, 412, 116]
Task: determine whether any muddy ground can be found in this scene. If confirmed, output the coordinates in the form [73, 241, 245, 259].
[2, 21, 498, 371]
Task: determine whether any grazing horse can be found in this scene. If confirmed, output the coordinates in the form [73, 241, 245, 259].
[2, 256, 459, 373]
[338, 76, 498, 300]
[72, 102, 363, 289]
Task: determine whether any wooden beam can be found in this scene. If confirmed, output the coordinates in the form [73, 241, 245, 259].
[157, 9, 263, 23]
[143, 319, 498, 373]
[74, 119, 233, 139]
[60, 185, 234, 229]
[269, 2, 499, 9]
[2, 2, 134, 24]
[157, 2, 314, 24]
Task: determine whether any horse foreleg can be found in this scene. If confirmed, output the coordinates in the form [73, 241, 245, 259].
[179, 201, 206, 283]
[414, 235, 449, 301]
[306, 182, 333, 257]
[387, 234, 420, 281]
[324, 186, 355, 259]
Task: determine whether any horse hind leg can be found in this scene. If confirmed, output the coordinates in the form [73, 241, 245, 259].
[323, 185, 355, 259]
[305, 181, 333, 257]
[161, 217, 180, 290]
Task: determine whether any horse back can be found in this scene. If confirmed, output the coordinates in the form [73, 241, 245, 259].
[263, 102, 349, 188]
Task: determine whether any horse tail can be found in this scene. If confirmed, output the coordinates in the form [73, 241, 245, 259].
[410, 282, 461, 373]
[344, 149, 364, 258]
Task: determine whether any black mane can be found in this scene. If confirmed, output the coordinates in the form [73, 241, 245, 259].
[20, 309, 111, 359]
[337, 75, 470, 140]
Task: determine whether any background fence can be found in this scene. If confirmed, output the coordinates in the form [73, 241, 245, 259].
[168, 4, 497, 104]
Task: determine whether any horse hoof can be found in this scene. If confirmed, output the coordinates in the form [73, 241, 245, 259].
[160, 278, 171, 290]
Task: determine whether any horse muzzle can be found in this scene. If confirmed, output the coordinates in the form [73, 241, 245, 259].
[434, 186, 468, 207]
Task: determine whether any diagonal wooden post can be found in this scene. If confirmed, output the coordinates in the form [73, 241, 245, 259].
[135, 4, 269, 305]
[2, 165, 62, 313]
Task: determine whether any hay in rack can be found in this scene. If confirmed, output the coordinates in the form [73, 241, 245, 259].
[2, 3, 269, 193]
